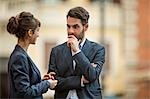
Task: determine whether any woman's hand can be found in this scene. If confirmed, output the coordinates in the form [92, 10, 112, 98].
[49, 79, 58, 89]
[42, 72, 56, 80]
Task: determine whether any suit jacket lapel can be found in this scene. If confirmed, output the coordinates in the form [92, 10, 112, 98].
[27, 56, 41, 79]
[74, 39, 91, 74]
[15, 45, 41, 79]
[63, 43, 74, 74]
[82, 39, 91, 57]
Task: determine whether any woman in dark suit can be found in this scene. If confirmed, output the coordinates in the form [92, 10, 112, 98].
[7, 11, 57, 99]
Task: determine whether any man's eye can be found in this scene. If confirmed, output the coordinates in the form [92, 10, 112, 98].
[67, 25, 70, 28]
[73, 25, 79, 29]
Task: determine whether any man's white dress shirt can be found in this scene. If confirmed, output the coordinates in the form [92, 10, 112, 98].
[66, 38, 86, 99]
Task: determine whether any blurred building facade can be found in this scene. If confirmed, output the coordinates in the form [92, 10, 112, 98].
[0, 0, 149, 99]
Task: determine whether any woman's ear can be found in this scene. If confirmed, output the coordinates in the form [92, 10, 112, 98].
[28, 29, 33, 37]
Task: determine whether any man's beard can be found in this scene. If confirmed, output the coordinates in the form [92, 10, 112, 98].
[68, 29, 85, 41]
[75, 29, 85, 41]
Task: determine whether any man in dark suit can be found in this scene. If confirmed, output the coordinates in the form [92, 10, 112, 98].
[48, 6, 105, 99]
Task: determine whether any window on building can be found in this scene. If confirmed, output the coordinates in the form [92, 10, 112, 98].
[37, 0, 68, 4]
[89, 0, 121, 5]
[45, 41, 56, 69]
[0, 21, 6, 34]
[0, 57, 9, 73]
[0, 57, 9, 98]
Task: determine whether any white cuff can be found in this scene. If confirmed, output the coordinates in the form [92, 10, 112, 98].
[72, 50, 81, 56]
[81, 80, 85, 87]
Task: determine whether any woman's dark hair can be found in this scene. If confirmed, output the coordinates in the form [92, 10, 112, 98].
[66, 7, 89, 25]
[7, 11, 40, 39]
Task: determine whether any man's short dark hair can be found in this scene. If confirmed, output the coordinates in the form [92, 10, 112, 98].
[67, 7, 89, 25]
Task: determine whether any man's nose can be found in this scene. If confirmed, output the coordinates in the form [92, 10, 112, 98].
[68, 27, 74, 34]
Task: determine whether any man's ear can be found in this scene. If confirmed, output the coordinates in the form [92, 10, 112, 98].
[84, 23, 88, 31]
[28, 29, 33, 37]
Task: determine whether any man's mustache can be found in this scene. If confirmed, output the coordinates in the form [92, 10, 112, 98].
[68, 34, 80, 40]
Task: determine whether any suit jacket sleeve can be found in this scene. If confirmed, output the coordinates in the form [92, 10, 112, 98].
[48, 48, 81, 91]
[73, 45, 105, 82]
[11, 55, 50, 97]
